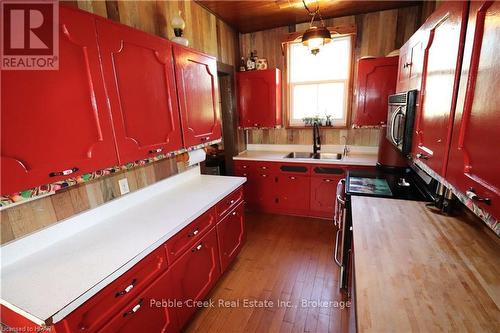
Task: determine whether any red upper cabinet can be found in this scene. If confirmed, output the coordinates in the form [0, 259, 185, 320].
[396, 33, 426, 93]
[413, 1, 468, 175]
[173, 46, 221, 147]
[96, 19, 183, 164]
[237, 69, 282, 128]
[446, 1, 500, 220]
[0, 6, 118, 195]
[353, 57, 398, 127]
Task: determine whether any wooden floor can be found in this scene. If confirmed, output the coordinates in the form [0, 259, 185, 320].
[184, 212, 347, 333]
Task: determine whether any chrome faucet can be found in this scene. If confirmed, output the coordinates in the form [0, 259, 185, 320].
[341, 135, 350, 157]
[313, 122, 321, 154]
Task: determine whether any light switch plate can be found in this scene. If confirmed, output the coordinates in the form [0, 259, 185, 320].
[118, 178, 130, 195]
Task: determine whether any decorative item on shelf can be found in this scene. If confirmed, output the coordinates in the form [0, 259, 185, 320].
[246, 56, 255, 71]
[239, 57, 246, 71]
[170, 11, 188, 46]
[256, 58, 268, 70]
[301, 0, 331, 55]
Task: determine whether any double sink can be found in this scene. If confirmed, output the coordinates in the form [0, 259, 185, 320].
[284, 152, 343, 160]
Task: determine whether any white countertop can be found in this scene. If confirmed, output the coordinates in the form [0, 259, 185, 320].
[0, 166, 246, 325]
[233, 144, 378, 166]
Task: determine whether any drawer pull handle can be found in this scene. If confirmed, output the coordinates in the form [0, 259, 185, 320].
[228, 199, 235, 205]
[188, 228, 199, 237]
[416, 153, 430, 160]
[324, 179, 332, 182]
[232, 211, 237, 216]
[115, 279, 137, 297]
[49, 167, 79, 177]
[243, 173, 247, 176]
[148, 148, 163, 154]
[242, 165, 248, 169]
[200, 136, 210, 141]
[192, 243, 203, 252]
[123, 299, 143, 317]
[289, 176, 296, 180]
[466, 188, 491, 204]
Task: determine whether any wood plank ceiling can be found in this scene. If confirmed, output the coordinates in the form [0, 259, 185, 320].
[196, 0, 422, 33]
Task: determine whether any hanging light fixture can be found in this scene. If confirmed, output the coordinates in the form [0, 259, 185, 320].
[301, 0, 331, 55]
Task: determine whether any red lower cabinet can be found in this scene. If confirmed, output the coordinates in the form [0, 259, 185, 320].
[98, 270, 177, 333]
[277, 173, 310, 215]
[217, 202, 245, 272]
[310, 166, 346, 218]
[169, 227, 221, 329]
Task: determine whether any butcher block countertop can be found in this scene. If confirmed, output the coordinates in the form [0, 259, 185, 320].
[0, 166, 246, 325]
[351, 196, 500, 333]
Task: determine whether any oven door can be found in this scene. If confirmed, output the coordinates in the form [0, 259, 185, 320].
[386, 105, 406, 151]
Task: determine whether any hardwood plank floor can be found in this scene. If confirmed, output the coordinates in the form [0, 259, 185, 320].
[184, 212, 348, 333]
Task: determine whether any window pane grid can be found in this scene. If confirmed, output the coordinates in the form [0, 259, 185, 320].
[287, 35, 352, 127]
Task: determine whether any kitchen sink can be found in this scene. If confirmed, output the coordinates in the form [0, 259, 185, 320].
[284, 152, 343, 160]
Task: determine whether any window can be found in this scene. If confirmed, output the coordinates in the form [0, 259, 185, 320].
[287, 35, 353, 127]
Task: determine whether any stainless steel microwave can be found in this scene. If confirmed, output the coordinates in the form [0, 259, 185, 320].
[386, 90, 418, 155]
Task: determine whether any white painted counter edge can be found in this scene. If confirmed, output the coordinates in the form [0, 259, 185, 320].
[0, 166, 247, 325]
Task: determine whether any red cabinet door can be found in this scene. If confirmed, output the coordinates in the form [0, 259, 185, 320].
[446, 1, 500, 220]
[396, 42, 411, 92]
[97, 270, 177, 333]
[217, 202, 245, 272]
[277, 174, 310, 215]
[169, 227, 221, 329]
[396, 34, 425, 93]
[236, 69, 282, 128]
[173, 46, 221, 147]
[353, 57, 398, 127]
[310, 170, 345, 219]
[96, 18, 183, 164]
[254, 172, 278, 212]
[1, 6, 118, 195]
[413, 1, 469, 175]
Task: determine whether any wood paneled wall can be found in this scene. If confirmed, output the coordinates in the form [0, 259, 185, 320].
[240, 4, 435, 146]
[0, 1, 240, 245]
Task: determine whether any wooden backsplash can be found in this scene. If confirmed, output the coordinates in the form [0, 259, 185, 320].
[1, 0, 241, 245]
[240, 3, 436, 146]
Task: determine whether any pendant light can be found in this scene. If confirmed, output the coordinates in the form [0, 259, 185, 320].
[301, 0, 331, 55]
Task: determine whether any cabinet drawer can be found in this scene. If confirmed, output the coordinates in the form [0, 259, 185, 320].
[97, 270, 176, 333]
[234, 160, 255, 173]
[255, 161, 279, 173]
[165, 207, 216, 263]
[61, 247, 167, 333]
[216, 187, 244, 221]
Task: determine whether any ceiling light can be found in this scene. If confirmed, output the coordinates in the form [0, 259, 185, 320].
[301, 0, 331, 55]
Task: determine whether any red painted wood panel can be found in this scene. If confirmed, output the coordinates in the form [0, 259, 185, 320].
[173, 45, 221, 147]
[413, 1, 469, 175]
[353, 57, 398, 127]
[96, 18, 183, 164]
[217, 202, 245, 272]
[237, 69, 282, 128]
[446, 1, 500, 220]
[1, 6, 118, 195]
[169, 227, 221, 329]
[97, 270, 177, 333]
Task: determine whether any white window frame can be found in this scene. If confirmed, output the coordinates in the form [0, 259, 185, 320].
[286, 35, 353, 128]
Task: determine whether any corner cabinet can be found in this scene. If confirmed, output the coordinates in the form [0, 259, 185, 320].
[96, 18, 183, 164]
[352, 57, 398, 127]
[1, 6, 118, 195]
[236, 69, 282, 128]
[413, 1, 469, 175]
[173, 46, 221, 147]
[446, 1, 500, 221]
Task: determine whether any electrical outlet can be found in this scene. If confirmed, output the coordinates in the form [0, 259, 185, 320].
[118, 178, 130, 195]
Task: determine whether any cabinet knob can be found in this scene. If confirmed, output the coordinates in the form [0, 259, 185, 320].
[289, 176, 296, 180]
[229, 199, 235, 204]
[200, 136, 210, 142]
[232, 211, 237, 216]
[49, 167, 79, 177]
[261, 174, 268, 177]
[188, 228, 199, 237]
[403, 62, 412, 68]
[323, 179, 332, 182]
[416, 153, 430, 160]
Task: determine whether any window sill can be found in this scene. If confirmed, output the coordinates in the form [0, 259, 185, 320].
[285, 125, 349, 130]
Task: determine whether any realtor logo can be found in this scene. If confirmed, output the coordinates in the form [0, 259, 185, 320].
[1, 0, 59, 70]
